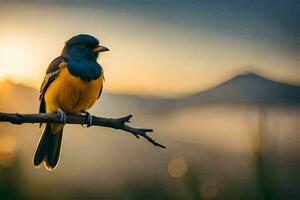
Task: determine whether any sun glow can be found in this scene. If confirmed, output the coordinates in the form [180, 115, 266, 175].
[0, 33, 36, 83]
[0, 27, 56, 89]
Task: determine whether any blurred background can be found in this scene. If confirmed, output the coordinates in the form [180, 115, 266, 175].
[0, 0, 299, 199]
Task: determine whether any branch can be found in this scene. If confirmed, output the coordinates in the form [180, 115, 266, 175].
[0, 112, 166, 149]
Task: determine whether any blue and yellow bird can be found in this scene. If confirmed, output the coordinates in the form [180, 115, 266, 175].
[34, 34, 109, 170]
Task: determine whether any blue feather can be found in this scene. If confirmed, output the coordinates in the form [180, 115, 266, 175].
[66, 34, 99, 46]
[67, 59, 102, 82]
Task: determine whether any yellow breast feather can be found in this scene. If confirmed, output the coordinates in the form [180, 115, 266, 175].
[44, 62, 104, 114]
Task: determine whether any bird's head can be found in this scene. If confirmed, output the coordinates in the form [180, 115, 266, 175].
[62, 34, 109, 60]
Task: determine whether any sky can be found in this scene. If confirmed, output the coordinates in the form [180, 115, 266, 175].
[0, 0, 299, 97]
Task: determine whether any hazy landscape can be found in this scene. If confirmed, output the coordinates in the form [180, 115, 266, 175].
[0, 72, 299, 199]
[0, 0, 299, 199]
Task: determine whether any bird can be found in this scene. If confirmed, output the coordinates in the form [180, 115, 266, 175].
[34, 34, 109, 170]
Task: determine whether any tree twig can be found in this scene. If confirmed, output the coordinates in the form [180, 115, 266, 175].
[0, 112, 166, 149]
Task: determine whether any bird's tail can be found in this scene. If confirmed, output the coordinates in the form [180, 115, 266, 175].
[34, 123, 64, 170]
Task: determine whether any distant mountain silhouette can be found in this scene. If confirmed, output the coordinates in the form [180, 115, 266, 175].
[0, 80, 38, 112]
[178, 73, 300, 106]
[1, 72, 300, 114]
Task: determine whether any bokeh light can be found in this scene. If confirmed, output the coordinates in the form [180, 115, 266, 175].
[167, 158, 188, 178]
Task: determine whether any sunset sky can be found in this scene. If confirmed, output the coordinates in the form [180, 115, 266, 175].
[0, 0, 299, 97]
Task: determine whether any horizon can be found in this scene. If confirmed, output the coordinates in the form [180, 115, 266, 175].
[2, 70, 300, 99]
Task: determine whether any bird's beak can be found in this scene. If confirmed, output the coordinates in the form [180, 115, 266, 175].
[93, 45, 110, 53]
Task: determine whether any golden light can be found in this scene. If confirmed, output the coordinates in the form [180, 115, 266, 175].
[0, 135, 17, 167]
[199, 181, 218, 199]
[0, 34, 35, 80]
[0, 19, 53, 89]
[167, 158, 188, 178]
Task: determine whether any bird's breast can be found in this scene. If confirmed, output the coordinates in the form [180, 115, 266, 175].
[44, 66, 104, 114]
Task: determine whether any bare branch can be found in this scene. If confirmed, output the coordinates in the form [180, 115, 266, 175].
[0, 112, 166, 149]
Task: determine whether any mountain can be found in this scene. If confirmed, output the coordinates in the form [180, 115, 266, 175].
[1, 72, 300, 115]
[177, 73, 300, 106]
[0, 80, 39, 113]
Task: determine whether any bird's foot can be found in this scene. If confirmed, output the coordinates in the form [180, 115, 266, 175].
[81, 110, 93, 127]
[57, 108, 66, 124]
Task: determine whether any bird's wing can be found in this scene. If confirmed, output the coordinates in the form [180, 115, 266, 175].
[39, 56, 68, 113]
